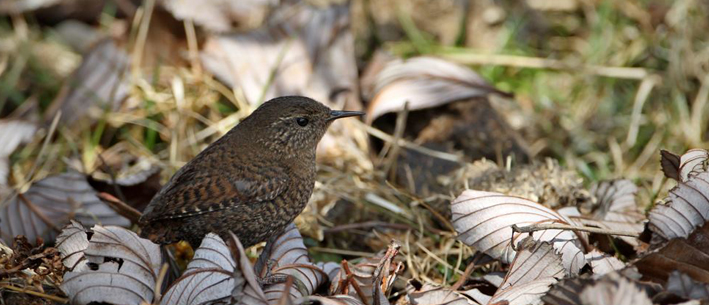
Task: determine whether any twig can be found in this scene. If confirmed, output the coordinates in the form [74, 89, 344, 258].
[0, 284, 68, 303]
[342, 261, 371, 305]
[450, 258, 477, 291]
[511, 223, 640, 237]
[96, 192, 142, 223]
[310, 247, 376, 258]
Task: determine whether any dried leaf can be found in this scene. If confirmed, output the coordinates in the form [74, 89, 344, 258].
[450, 190, 586, 274]
[0, 172, 131, 245]
[541, 276, 594, 305]
[160, 0, 276, 32]
[44, 39, 130, 126]
[481, 273, 506, 289]
[161, 233, 245, 305]
[489, 238, 564, 305]
[660, 150, 681, 181]
[0, 235, 63, 280]
[585, 250, 625, 276]
[571, 180, 642, 260]
[255, 224, 326, 304]
[462, 288, 491, 305]
[0, 120, 37, 187]
[200, 2, 358, 109]
[61, 225, 162, 305]
[230, 232, 269, 305]
[55, 220, 89, 271]
[200, 2, 361, 160]
[665, 271, 709, 301]
[648, 172, 709, 241]
[678, 149, 709, 181]
[635, 221, 709, 285]
[366, 56, 510, 123]
[317, 261, 341, 281]
[579, 272, 652, 305]
[87, 166, 162, 213]
[590, 180, 643, 224]
[330, 241, 402, 305]
[408, 284, 479, 305]
[542, 269, 655, 305]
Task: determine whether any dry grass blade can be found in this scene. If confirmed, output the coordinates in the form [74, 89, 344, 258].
[255, 224, 326, 304]
[648, 172, 709, 241]
[160, 233, 238, 305]
[488, 238, 564, 305]
[55, 220, 89, 271]
[450, 190, 586, 274]
[0, 172, 131, 245]
[61, 225, 162, 305]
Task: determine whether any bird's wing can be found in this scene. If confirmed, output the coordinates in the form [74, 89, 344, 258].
[141, 164, 289, 221]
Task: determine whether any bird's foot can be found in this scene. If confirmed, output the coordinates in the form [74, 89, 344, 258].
[258, 259, 288, 286]
[258, 273, 289, 286]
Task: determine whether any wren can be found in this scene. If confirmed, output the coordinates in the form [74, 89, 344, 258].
[138, 96, 363, 247]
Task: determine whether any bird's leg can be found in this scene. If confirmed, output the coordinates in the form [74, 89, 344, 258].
[258, 259, 288, 286]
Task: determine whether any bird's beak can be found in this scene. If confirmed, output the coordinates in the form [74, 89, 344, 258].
[327, 110, 365, 122]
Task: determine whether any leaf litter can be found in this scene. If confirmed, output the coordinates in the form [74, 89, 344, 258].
[1, 1, 709, 305]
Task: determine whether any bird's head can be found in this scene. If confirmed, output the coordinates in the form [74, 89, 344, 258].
[238, 96, 363, 158]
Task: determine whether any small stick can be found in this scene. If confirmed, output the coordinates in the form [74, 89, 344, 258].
[511, 223, 640, 237]
[0, 284, 68, 303]
[342, 261, 371, 305]
[97, 192, 142, 223]
[450, 259, 477, 291]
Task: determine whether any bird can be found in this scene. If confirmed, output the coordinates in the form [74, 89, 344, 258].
[138, 96, 363, 248]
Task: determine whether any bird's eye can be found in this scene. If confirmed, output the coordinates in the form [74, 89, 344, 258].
[296, 117, 309, 127]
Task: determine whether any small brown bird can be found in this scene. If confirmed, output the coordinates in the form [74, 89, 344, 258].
[139, 96, 363, 247]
